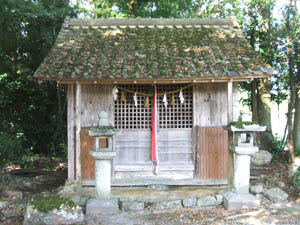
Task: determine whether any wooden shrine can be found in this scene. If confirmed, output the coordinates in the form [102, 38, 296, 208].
[34, 17, 276, 186]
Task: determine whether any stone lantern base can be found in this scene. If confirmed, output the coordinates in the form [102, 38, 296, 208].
[223, 192, 260, 210]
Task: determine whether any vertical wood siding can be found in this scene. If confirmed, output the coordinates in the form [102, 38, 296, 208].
[80, 84, 114, 127]
[67, 84, 75, 180]
[197, 127, 228, 179]
[81, 128, 106, 180]
[193, 82, 238, 127]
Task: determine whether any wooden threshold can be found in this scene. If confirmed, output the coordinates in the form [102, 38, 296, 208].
[114, 163, 195, 172]
[82, 178, 227, 186]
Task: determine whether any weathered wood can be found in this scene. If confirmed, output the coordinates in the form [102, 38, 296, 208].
[232, 82, 239, 121]
[81, 128, 107, 180]
[81, 84, 114, 127]
[197, 127, 228, 179]
[193, 83, 228, 127]
[67, 84, 75, 180]
[75, 83, 81, 181]
[82, 178, 227, 186]
[227, 81, 233, 123]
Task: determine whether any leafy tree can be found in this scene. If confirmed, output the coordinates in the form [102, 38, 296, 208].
[0, 0, 75, 164]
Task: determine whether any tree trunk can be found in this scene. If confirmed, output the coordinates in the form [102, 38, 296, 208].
[294, 92, 300, 153]
[257, 78, 272, 149]
[293, 41, 300, 153]
[286, 0, 296, 164]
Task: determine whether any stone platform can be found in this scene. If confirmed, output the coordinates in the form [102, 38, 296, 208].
[81, 186, 227, 213]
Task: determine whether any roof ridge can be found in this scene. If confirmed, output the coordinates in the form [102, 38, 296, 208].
[64, 17, 238, 27]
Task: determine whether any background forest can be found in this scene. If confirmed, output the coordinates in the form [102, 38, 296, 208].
[0, 0, 299, 167]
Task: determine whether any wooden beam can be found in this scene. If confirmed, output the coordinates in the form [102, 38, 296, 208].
[227, 80, 234, 187]
[227, 81, 233, 123]
[37, 74, 272, 84]
[75, 83, 82, 181]
[67, 84, 75, 180]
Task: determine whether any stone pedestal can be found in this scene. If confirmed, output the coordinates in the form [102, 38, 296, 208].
[224, 123, 266, 210]
[90, 150, 116, 199]
[233, 146, 258, 194]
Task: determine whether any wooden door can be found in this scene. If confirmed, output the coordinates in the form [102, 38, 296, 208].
[81, 128, 107, 180]
[196, 127, 228, 179]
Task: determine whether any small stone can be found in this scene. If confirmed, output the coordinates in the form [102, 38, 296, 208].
[23, 204, 84, 225]
[255, 194, 264, 202]
[1, 204, 24, 218]
[182, 198, 197, 207]
[3, 190, 23, 200]
[264, 188, 288, 203]
[147, 184, 168, 190]
[0, 201, 8, 210]
[250, 184, 264, 194]
[278, 181, 286, 188]
[223, 191, 260, 210]
[153, 200, 182, 210]
[215, 195, 223, 205]
[197, 196, 217, 207]
[251, 150, 272, 166]
[86, 198, 119, 215]
[121, 201, 144, 211]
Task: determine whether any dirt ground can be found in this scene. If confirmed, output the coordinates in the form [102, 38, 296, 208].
[1, 157, 300, 225]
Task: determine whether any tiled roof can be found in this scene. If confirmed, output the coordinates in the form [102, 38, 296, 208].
[34, 18, 276, 82]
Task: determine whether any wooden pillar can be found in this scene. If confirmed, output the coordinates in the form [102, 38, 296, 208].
[227, 80, 233, 123]
[67, 84, 75, 180]
[227, 80, 234, 187]
[75, 83, 82, 181]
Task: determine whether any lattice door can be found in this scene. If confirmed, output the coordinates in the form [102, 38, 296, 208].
[114, 84, 193, 166]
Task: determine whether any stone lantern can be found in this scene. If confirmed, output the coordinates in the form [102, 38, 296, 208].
[86, 111, 118, 215]
[224, 123, 266, 210]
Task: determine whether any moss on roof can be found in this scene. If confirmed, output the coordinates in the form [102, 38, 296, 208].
[34, 18, 276, 81]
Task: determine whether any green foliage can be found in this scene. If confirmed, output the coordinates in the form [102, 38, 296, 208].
[77, 0, 240, 18]
[293, 167, 300, 190]
[0, 132, 33, 168]
[228, 121, 258, 129]
[0, 0, 75, 159]
[30, 195, 75, 213]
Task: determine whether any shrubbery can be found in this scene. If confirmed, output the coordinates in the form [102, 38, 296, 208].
[293, 167, 300, 190]
[0, 133, 33, 168]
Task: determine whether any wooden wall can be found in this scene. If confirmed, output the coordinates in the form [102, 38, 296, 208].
[67, 82, 239, 183]
[80, 84, 114, 127]
[193, 82, 238, 127]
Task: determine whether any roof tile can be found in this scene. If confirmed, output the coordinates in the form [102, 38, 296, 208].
[34, 18, 276, 81]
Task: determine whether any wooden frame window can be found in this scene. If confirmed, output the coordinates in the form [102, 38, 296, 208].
[114, 84, 193, 129]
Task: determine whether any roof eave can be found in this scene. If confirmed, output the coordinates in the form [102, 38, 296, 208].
[36, 74, 272, 84]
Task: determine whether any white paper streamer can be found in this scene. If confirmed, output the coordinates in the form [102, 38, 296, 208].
[112, 86, 118, 101]
[133, 93, 138, 107]
[163, 93, 168, 108]
[179, 89, 184, 104]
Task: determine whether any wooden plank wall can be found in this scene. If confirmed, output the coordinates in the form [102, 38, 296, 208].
[158, 130, 193, 163]
[81, 128, 107, 180]
[80, 84, 114, 127]
[193, 82, 238, 127]
[114, 130, 152, 165]
[67, 84, 75, 180]
[197, 127, 228, 179]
